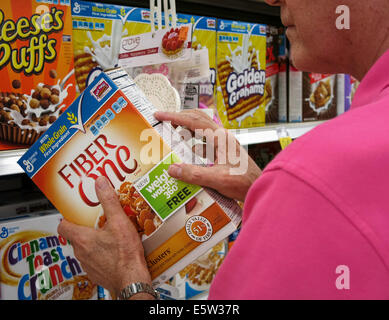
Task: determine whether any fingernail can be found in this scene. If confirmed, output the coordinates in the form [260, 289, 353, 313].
[168, 164, 182, 178]
[96, 176, 110, 191]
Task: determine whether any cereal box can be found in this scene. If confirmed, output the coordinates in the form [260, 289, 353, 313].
[265, 25, 279, 123]
[0, 213, 97, 300]
[174, 239, 227, 299]
[18, 68, 241, 287]
[71, 1, 152, 92]
[277, 27, 288, 123]
[337, 74, 360, 115]
[177, 14, 217, 109]
[216, 20, 267, 129]
[0, 0, 76, 149]
[289, 66, 337, 122]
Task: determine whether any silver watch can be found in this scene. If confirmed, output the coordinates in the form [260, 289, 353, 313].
[118, 282, 160, 300]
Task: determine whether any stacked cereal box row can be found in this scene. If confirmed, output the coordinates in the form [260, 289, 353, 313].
[0, 0, 268, 153]
[0, 0, 359, 148]
[288, 67, 359, 122]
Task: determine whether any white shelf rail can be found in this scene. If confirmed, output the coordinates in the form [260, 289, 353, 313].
[0, 149, 27, 177]
[0, 122, 324, 177]
[232, 121, 325, 146]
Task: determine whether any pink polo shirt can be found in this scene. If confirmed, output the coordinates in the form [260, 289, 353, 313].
[209, 50, 389, 300]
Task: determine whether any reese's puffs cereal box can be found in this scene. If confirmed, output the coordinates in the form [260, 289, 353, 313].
[18, 68, 241, 287]
[0, 213, 97, 300]
[0, 0, 76, 150]
[216, 20, 267, 129]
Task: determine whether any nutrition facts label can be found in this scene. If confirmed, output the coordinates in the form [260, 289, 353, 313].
[106, 68, 159, 127]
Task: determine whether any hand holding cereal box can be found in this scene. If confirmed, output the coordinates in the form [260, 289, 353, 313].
[18, 68, 241, 287]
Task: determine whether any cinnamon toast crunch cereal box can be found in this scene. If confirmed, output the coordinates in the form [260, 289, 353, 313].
[216, 20, 267, 129]
[0, 213, 97, 300]
[71, 1, 152, 92]
[18, 68, 241, 287]
[0, 0, 76, 149]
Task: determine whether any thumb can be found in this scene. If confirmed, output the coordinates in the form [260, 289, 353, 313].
[95, 176, 124, 221]
[168, 163, 222, 190]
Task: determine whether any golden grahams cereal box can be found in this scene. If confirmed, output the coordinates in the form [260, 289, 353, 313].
[216, 20, 267, 129]
[71, 1, 152, 92]
[177, 14, 217, 108]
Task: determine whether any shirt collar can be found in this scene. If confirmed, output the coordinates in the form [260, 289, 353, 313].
[351, 49, 389, 109]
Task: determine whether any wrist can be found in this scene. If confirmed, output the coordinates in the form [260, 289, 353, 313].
[115, 254, 152, 298]
[117, 282, 159, 300]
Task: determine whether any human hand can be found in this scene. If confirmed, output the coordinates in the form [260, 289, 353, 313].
[154, 110, 262, 202]
[57, 176, 154, 300]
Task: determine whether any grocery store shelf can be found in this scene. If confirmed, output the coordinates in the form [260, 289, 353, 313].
[0, 149, 26, 177]
[0, 122, 323, 176]
[232, 121, 326, 146]
[90, 0, 282, 25]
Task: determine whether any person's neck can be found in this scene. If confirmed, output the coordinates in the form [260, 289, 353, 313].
[352, 25, 389, 81]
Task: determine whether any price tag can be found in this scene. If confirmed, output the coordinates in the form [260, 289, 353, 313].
[277, 127, 293, 150]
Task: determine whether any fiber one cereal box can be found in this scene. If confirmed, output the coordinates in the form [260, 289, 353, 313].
[0, 0, 76, 150]
[71, 1, 152, 92]
[18, 68, 241, 287]
[0, 213, 97, 300]
[216, 20, 267, 129]
[177, 14, 217, 108]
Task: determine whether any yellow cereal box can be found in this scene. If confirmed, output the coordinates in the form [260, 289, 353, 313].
[19, 68, 241, 287]
[216, 20, 267, 129]
[0, 213, 97, 300]
[177, 14, 217, 108]
[71, 1, 152, 92]
[0, 0, 76, 149]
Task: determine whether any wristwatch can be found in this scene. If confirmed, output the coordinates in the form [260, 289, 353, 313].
[118, 282, 160, 300]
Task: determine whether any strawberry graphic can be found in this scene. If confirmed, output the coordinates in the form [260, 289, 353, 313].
[162, 26, 189, 57]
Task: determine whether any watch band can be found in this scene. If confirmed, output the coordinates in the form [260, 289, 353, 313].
[118, 282, 160, 300]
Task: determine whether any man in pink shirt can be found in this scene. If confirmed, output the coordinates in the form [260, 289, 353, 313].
[58, 0, 389, 299]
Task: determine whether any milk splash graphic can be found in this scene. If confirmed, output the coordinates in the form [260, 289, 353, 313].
[5, 73, 74, 135]
[85, 9, 136, 71]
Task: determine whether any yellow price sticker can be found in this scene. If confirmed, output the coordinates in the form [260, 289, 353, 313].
[279, 137, 293, 150]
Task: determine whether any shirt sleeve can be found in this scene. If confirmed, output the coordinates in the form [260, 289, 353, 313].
[208, 168, 389, 300]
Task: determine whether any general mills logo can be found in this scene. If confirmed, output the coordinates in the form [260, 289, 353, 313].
[0, 227, 9, 239]
[23, 160, 34, 173]
[73, 2, 81, 14]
